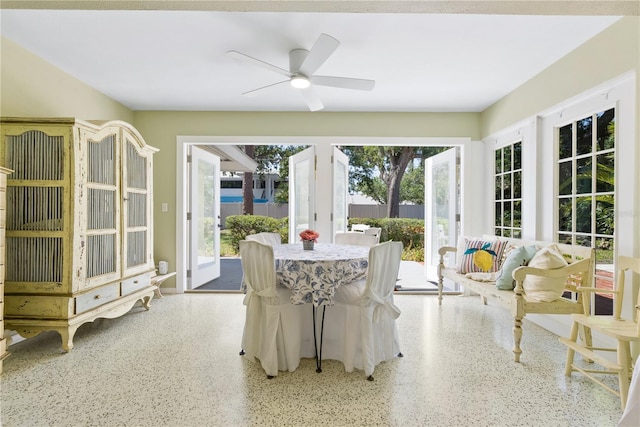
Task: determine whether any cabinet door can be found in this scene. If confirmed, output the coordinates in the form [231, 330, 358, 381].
[121, 134, 154, 277]
[84, 129, 120, 289]
[2, 126, 68, 294]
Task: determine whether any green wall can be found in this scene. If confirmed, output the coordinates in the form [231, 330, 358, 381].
[0, 37, 133, 121]
[481, 17, 640, 136]
[132, 110, 482, 285]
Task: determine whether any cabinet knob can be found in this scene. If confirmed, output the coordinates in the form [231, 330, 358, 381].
[94, 295, 101, 300]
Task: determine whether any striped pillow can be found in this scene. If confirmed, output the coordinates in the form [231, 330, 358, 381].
[456, 238, 509, 274]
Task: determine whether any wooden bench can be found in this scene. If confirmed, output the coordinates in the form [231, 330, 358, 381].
[437, 237, 594, 362]
[151, 272, 177, 298]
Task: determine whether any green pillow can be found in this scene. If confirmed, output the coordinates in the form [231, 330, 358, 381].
[495, 245, 538, 290]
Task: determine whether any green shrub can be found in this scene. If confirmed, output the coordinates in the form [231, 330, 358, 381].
[348, 217, 424, 255]
[225, 215, 424, 259]
[225, 215, 288, 251]
[402, 246, 424, 262]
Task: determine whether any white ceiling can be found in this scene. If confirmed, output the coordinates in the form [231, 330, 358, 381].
[0, 7, 622, 112]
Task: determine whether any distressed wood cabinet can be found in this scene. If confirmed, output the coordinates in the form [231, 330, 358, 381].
[0, 118, 158, 351]
[0, 166, 11, 370]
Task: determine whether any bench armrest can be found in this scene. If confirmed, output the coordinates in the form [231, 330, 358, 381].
[437, 246, 457, 275]
[438, 246, 457, 256]
[512, 257, 593, 295]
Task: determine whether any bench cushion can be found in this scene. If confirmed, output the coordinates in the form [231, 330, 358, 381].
[523, 244, 569, 302]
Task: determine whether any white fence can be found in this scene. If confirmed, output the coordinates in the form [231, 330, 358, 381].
[220, 203, 424, 227]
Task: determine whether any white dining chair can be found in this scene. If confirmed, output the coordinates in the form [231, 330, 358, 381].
[239, 240, 306, 378]
[322, 240, 404, 380]
[334, 232, 378, 247]
[245, 232, 282, 246]
[363, 227, 382, 243]
[351, 223, 370, 233]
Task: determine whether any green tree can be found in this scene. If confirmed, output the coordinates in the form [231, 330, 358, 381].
[400, 160, 425, 204]
[253, 145, 307, 203]
[248, 144, 445, 215]
[343, 146, 446, 217]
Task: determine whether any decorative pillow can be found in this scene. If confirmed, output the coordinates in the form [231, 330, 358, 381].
[522, 244, 569, 302]
[456, 238, 508, 274]
[495, 245, 538, 290]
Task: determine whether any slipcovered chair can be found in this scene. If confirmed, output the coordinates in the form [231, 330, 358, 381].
[322, 241, 404, 380]
[559, 255, 640, 410]
[335, 232, 378, 247]
[239, 240, 306, 378]
[351, 223, 370, 233]
[363, 227, 382, 243]
[246, 232, 282, 246]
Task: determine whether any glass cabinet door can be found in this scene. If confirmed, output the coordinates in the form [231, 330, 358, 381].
[122, 137, 151, 276]
[86, 133, 118, 284]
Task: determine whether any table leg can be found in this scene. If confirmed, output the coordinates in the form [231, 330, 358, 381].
[312, 305, 327, 373]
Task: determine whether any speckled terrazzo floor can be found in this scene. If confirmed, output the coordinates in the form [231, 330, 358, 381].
[1, 294, 625, 427]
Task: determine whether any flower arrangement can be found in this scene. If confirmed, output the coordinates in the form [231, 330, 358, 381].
[299, 229, 319, 243]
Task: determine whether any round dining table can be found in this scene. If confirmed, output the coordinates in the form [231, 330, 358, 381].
[274, 243, 369, 306]
[273, 242, 370, 372]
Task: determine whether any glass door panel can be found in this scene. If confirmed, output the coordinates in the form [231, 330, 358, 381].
[425, 147, 459, 283]
[188, 146, 221, 289]
[332, 147, 349, 237]
[288, 147, 315, 243]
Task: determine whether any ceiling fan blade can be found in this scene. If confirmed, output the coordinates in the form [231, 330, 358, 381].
[241, 80, 289, 97]
[311, 75, 375, 91]
[299, 87, 324, 111]
[298, 33, 340, 76]
[226, 50, 292, 77]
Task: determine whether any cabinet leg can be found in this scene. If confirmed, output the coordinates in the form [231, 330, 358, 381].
[142, 294, 154, 310]
[59, 326, 78, 353]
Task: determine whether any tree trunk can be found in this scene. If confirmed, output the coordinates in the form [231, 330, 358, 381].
[385, 147, 414, 218]
[242, 145, 255, 215]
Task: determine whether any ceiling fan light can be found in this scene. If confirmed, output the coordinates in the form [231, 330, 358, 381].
[290, 75, 310, 89]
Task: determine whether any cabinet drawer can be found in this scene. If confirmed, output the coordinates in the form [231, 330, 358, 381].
[75, 283, 120, 314]
[0, 337, 5, 356]
[5, 295, 74, 319]
[121, 273, 152, 296]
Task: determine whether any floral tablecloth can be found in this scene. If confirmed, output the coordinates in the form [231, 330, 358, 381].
[274, 243, 369, 306]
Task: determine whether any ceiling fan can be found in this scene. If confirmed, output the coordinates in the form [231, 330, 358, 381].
[227, 33, 375, 111]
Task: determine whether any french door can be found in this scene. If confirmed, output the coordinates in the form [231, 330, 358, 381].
[288, 145, 349, 243]
[188, 146, 221, 289]
[425, 147, 459, 282]
[332, 147, 349, 237]
[288, 147, 315, 242]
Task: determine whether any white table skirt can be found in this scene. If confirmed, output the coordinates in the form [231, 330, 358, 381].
[274, 243, 369, 306]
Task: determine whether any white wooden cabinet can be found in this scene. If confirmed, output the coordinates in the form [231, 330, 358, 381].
[0, 118, 158, 351]
[0, 166, 11, 370]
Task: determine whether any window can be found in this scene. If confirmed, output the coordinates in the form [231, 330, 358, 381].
[556, 108, 615, 314]
[220, 179, 242, 189]
[494, 141, 522, 238]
